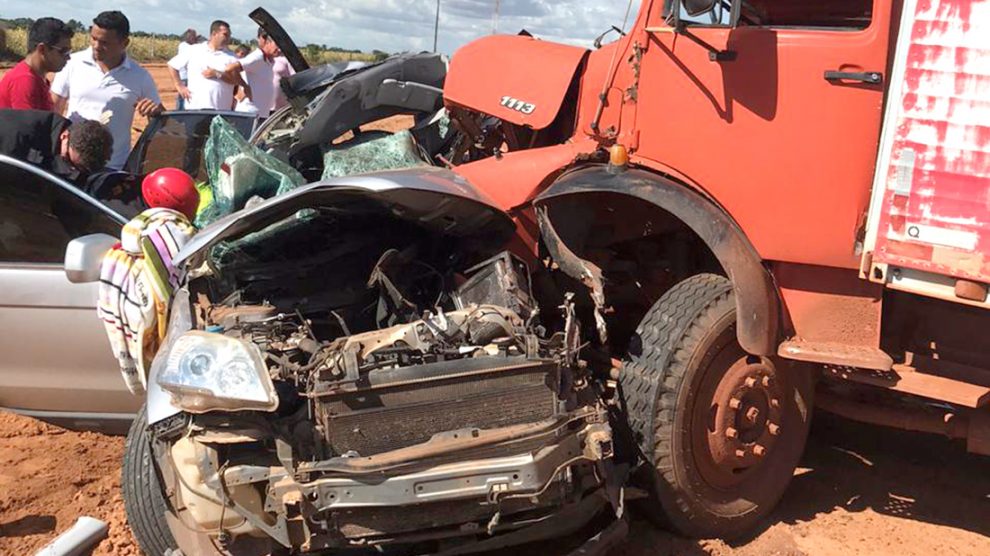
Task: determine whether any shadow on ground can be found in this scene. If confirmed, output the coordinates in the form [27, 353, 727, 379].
[0, 514, 56, 538]
[611, 412, 990, 556]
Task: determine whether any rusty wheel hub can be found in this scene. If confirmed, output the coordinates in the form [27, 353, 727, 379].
[698, 358, 784, 487]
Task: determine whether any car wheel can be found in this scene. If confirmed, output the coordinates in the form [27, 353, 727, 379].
[122, 405, 179, 555]
[619, 273, 814, 539]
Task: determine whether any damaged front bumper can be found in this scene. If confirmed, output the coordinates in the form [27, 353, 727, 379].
[156, 409, 616, 554]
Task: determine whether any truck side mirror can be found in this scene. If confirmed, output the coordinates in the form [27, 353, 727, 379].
[64, 233, 117, 284]
[682, 0, 717, 16]
[677, 0, 743, 27]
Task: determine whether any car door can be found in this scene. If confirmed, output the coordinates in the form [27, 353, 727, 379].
[0, 155, 136, 433]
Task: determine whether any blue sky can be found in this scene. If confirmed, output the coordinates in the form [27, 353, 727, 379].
[1, 1, 636, 55]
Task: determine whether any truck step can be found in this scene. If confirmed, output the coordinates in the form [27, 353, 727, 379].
[778, 340, 893, 370]
[824, 365, 990, 408]
[781, 342, 990, 407]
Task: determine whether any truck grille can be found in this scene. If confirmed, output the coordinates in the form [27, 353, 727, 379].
[316, 358, 559, 456]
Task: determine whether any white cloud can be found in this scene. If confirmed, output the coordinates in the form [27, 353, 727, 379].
[0, 1, 634, 55]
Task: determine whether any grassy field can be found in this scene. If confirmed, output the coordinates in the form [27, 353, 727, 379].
[1, 27, 377, 64]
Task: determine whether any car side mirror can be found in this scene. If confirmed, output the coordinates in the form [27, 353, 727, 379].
[64, 233, 117, 284]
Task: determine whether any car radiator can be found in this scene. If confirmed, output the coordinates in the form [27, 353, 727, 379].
[314, 357, 560, 457]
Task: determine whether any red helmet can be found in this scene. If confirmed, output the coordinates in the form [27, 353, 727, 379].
[141, 168, 199, 220]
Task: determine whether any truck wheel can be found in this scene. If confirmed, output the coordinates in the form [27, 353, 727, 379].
[620, 273, 813, 539]
[122, 405, 179, 556]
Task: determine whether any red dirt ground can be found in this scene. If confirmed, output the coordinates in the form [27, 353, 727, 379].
[2, 410, 987, 556]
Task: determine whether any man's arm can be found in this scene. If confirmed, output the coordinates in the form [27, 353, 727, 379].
[217, 62, 247, 87]
[167, 65, 191, 101]
[52, 94, 68, 115]
[135, 70, 165, 117]
[167, 52, 192, 101]
[50, 65, 70, 115]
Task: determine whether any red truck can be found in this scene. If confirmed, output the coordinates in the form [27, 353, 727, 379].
[438, 0, 990, 539]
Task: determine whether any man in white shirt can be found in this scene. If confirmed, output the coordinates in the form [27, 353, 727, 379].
[51, 11, 163, 170]
[174, 28, 199, 110]
[220, 28, 281, 119]
[167, 20, 238, 111]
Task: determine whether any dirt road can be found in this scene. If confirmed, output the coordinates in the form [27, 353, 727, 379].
[1, 410, 987, 556]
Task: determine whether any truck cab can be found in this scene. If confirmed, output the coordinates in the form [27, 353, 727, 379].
[439, 0, 990, 539]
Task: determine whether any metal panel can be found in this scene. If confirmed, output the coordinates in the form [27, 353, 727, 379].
[866, 0, 990, 287]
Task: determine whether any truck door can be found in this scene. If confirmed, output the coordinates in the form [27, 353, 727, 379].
[863, 0, 990, 307]
[633, 0, 894, 269]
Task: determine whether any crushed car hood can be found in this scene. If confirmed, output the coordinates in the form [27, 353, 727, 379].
[174, 166, 515, 268]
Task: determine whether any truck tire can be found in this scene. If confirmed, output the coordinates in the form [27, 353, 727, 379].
[122, 406, 179, 556]
[620, 274, 813, 539]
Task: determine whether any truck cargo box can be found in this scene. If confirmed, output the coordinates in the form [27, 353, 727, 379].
[864, 0, 990, 306]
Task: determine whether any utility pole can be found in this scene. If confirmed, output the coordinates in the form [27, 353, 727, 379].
[492, 0, 501, 34]
[433, 0, 441, 52]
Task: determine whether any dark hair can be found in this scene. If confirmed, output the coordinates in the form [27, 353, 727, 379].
[92, 11, 130, 39]
[28, 17, 73, 52]
[210, 20, 230, 35]
[68, 120, 113, 173]
[257, 27, 269, 39]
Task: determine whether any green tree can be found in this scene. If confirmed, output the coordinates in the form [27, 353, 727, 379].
[66, 19, 86, 33]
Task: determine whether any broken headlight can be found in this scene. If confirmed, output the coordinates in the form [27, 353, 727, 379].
[157, 331, 278, 413]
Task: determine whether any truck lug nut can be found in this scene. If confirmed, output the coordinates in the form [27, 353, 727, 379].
[745, 377, 757, 388]
[735, 449, 746, 458]
[729, 398, 742, 409]
[745, 407, 760, 422]
[768, 423, 781, 436]
[725, 427, 738, 439]
[770, 398, 780, 408]
[753, 445, 766, 457]
[762, 376, 772, 387]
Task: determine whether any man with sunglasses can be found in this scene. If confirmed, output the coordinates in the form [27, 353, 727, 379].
[0, 18, 73, 111]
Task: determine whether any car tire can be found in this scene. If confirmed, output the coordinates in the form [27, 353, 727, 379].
[122, 405, 179, 556]
[620, 273, 814, 539]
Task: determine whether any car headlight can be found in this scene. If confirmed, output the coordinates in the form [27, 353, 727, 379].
[157, 331, 278, 413]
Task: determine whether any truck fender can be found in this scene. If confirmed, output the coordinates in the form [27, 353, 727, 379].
[534, 166, 779, 356]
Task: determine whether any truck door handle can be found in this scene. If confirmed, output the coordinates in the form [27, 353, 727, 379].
[824, 70, 883, 84]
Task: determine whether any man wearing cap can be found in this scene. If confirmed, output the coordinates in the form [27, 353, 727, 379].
[52, 11, 164, 170]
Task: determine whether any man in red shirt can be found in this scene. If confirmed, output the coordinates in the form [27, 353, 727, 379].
[0, 18, 73, 111]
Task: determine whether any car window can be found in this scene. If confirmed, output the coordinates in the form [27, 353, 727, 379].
[0, 161, 121, 264]
[129, 113, 256, 181]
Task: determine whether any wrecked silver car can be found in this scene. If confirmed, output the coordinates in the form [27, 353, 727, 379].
[129, 169, 617, 555]
[58, 10, 625, 555]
